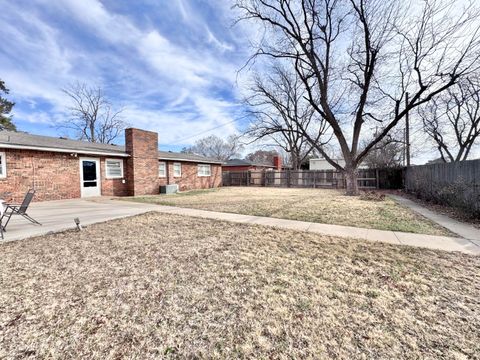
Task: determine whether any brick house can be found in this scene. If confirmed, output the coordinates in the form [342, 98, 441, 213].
[0, 128, 222, 202]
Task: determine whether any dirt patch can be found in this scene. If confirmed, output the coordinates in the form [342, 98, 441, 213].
[129, 187, 451, 235]
[1, 212, 478, 358]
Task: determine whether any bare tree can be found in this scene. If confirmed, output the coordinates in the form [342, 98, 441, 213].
[363, 130, 404, 168]
[419, 77, 480, 162]
[245, 149, 279, 164]
[236, 0, 480, 194]
[245, 64, 330, 169]
[182, 134, 244, 161]
[61, 83, 126, 144]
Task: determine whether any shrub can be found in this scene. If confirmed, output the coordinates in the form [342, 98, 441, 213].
[409, 177, 480, 219]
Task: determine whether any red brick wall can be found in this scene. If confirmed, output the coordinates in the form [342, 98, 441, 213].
[100, 158, 129, 197]
[125, 128, 159, 196]
[0, 128, 222, 201]
[0, 149, 129, 202]
[0, 149, 127, 202]
[273, 156, 282, 170]
[0, 149, 80, 202]
[158, 161, 222, 191]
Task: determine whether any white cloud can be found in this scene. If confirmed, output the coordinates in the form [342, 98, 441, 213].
[1, 0, 250, 146]
[138, 31, 210, 86]
[121, 102, 238, 147]
[175, 0, 190, 22]
[206, 26, 235, 52]
[48, 0, 140, 45]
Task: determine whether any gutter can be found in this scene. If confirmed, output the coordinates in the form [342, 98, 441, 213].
[0, 143, 130, 158]
[158, 156, 222, 164]
[0, 143, 223, 164]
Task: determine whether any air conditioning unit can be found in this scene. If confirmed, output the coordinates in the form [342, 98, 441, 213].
[160, 184, 179, 194]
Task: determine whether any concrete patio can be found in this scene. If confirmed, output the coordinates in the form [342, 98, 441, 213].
[0, 198, 159, 242]
[1, 197, 479, 255]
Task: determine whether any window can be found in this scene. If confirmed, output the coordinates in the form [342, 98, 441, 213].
[198, 164, 211, 177]
[173, 162, 182, 177]
[105, 159, 123, 179]
[159, 161, 166, 177]
[0, 152, 6, 178]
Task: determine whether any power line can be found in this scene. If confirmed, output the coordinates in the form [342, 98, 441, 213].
[163, 116, 247, 145]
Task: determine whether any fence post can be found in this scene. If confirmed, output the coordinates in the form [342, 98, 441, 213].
[376, 169, 379, 189]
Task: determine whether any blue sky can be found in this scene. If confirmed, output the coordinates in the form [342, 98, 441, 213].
[0, 0, 252, 152]
[3, 0, 476, 164]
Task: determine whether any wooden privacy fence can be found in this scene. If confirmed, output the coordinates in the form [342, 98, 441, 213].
[405, 159, 480, 215]
[222, 169, 382, 189]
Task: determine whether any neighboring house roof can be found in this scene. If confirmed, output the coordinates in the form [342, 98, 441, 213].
[157, 150, 222, 164]
[223, 158, 274, 168]
[0, 131, 222, 164]
[426, 158, 445, 165]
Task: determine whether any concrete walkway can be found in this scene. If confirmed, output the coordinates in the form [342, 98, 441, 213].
[390, 195, 480, 242]
[149, 202, 480, 255]
[1, 197, 479, 255]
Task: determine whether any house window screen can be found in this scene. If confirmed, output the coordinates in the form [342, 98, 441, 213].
[198, 164, 211, 176]
[173, 163, 182, 177]
[105, 159, 123, 178]
[159, 162, 167, 177]
[0, 152, 6, 178]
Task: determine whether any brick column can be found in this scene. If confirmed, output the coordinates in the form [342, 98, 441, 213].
[125, 128, 159, 196]
[273, 155, 282, 170]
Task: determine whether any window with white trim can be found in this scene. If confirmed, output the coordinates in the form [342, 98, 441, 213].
[198, 164, 211, 177]
[0, 152, 6, 178]
[173, 162, 182, 177]
[159, 161, 166, 177]
[105, 159, 124, 179]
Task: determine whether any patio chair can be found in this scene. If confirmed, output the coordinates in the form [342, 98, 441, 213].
[1, 189, 41, 233]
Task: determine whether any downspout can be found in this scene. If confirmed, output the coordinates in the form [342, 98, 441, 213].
[31, 156, 36, 191]
[166, 161, 170, 185]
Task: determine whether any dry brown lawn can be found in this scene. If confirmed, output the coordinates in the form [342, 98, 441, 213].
[1, 212, 479, 359]
[130, 187, 450, 235]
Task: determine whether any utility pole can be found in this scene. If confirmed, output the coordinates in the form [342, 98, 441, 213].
[405, 92, 411, 167]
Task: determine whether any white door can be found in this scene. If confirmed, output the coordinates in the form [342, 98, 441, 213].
[80, 158, 101, 197]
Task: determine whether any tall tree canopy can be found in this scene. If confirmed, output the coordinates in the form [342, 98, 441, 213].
[245, 149, 279, 164]
[236, 0, 480, 194]
[419, 77, 480, 162]
[362, 131, 405, 168]
[60, 83, 126, 144]
[182, 134, 244, 161]
[0, 79, 16, 131]
[245, 64, 329, 169]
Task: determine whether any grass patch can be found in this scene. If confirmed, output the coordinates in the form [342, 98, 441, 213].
[0, 213, 478, 358]
[126, 187, 451, 235]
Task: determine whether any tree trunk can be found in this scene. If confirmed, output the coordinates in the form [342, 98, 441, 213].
[90, 121, 96, 143]
[291, 157, 299, 170]
[344, 167, 359, 196]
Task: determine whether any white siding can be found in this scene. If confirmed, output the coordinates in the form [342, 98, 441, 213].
[309, 158, 345, 170]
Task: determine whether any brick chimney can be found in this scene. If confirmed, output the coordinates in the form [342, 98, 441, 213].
[273, 155, 282, 170]
[125, 128, 159, 196]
